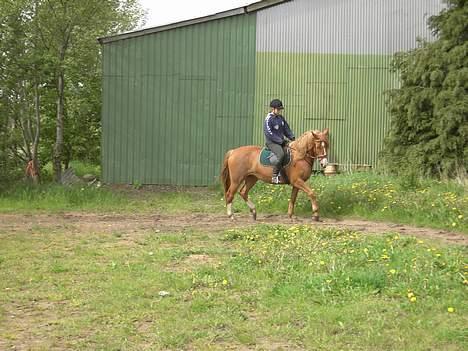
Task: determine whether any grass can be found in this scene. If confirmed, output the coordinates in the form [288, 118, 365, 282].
[249, 172, 468, 233]
[0, 183, 224, 214]
[0, 172, 466, 233]
[0, 224, 466, 350]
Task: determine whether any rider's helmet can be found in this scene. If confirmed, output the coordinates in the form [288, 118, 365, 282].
[269, 99, 284, 109]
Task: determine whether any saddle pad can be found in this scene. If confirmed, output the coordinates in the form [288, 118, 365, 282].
[259, 147, 292, 167]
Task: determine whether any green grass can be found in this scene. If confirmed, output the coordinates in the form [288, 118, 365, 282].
[0, 225, 466, 350]
[249, 172, 468, 233]
[1, 172, 467, 233]
[0, 183, 224, 214]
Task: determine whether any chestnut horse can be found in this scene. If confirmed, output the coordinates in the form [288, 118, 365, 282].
[221, 128, 329, 221]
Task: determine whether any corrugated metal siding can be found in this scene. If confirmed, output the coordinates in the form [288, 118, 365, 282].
[253, 53, 396, 167]
[102, 14, 256, 185]
[256, 0, 444, 53]
[254, 0, 444, 168]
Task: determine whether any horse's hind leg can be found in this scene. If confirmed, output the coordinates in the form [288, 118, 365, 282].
[226, 179, 242, 219]
[239, 175, 258, 221]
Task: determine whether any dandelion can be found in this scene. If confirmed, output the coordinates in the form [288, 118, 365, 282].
[222, 279, 228, 286]
[452, 222, 457, 227]
[320, 260, 325, 265]
[389, 269, 397, 275]
[410, 296, 417, 303]
[458, 215, 463, 219]
[447, 307, 455, 313]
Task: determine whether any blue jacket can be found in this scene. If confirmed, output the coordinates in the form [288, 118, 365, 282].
[263, 113, 295, 144]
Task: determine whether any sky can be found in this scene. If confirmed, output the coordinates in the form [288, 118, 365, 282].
[138, 0, 255, 28]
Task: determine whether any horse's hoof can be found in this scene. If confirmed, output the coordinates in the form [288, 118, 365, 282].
[312, 215, 320, 222]
[252, 211, 257, 221]
[229, 215, 234, 221]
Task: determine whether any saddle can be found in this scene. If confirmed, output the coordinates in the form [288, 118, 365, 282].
[259, 147, 293, 168]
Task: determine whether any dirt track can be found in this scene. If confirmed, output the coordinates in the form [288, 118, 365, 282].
[0, 212, 466, 245]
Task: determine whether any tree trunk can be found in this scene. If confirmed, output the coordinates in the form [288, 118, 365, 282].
[53, 70, 64, 183]
[31, 83, 41, 184]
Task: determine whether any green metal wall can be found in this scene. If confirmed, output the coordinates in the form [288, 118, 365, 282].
[101, 14, 256, 185]
[253, 53, 397, 168]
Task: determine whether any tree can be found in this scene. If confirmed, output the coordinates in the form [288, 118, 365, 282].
[0, 0, 144, 183]
[381, 0, 467, 179]
[0, 0, 50, 183]
[34, 0, 144, 182]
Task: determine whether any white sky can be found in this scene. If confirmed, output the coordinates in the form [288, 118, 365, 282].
[138, 0, 255, 28]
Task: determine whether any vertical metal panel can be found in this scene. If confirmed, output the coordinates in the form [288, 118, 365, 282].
[256, 0, 444, 54]
[254, 0, 444, 168]
[102, 14, 256, 185]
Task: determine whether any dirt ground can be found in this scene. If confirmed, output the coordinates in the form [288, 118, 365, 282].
[0, 212, 466, 246]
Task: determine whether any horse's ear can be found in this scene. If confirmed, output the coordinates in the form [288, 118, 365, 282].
[311, 131, 319, 139]
[323, 128, 329, 136]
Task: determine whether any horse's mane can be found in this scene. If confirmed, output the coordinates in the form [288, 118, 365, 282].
[289, 130, 319, 160]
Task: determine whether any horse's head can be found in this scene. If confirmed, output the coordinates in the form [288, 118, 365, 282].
[309, 128, 329, 168]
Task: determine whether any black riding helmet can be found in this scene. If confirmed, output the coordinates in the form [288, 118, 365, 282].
[270, 99, 284, 109]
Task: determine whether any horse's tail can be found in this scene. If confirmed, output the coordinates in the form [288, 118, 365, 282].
[221, 150, 233, 195]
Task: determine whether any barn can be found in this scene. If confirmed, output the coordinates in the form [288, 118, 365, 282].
[98, 0, 444, 186]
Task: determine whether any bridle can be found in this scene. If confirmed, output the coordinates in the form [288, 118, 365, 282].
[290, 136, 328, 167]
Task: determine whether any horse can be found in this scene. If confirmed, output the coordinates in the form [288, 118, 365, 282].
[220, 128, 329, 221]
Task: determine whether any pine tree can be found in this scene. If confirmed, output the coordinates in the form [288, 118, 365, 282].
[381, 0, 467, 178]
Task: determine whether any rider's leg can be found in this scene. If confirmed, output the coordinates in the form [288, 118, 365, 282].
[266, 142, 285, 183]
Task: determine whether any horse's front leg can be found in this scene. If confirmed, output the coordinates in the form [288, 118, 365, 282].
[291, 179, 320, 221]
[288, 187, 299, 218]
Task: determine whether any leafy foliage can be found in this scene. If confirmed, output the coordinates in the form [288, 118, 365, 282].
[0, 0, 145, 182]
[381, 0, 468, 178]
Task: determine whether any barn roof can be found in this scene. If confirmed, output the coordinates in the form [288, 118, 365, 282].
[98, 0, 291, 44]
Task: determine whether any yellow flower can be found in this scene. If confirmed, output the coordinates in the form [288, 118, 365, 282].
[320, 260, 325, 265]
[222, 279, 228, 286]
[447, 307, 455, 313]
[389, 269, 397, 275]
[458, 215, 463, 219]
[452, 222, 457, 227]
[407, 292, 414, 298]
[410, 296, 417, 303]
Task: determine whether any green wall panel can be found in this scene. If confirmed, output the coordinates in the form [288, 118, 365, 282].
[253, 52, 397, 168]
[102, 14, 256, 185]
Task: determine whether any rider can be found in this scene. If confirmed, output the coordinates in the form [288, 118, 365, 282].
[263, 99, 295, 184]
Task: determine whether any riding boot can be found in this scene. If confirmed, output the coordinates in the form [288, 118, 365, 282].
[272, 165, 282, 184]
